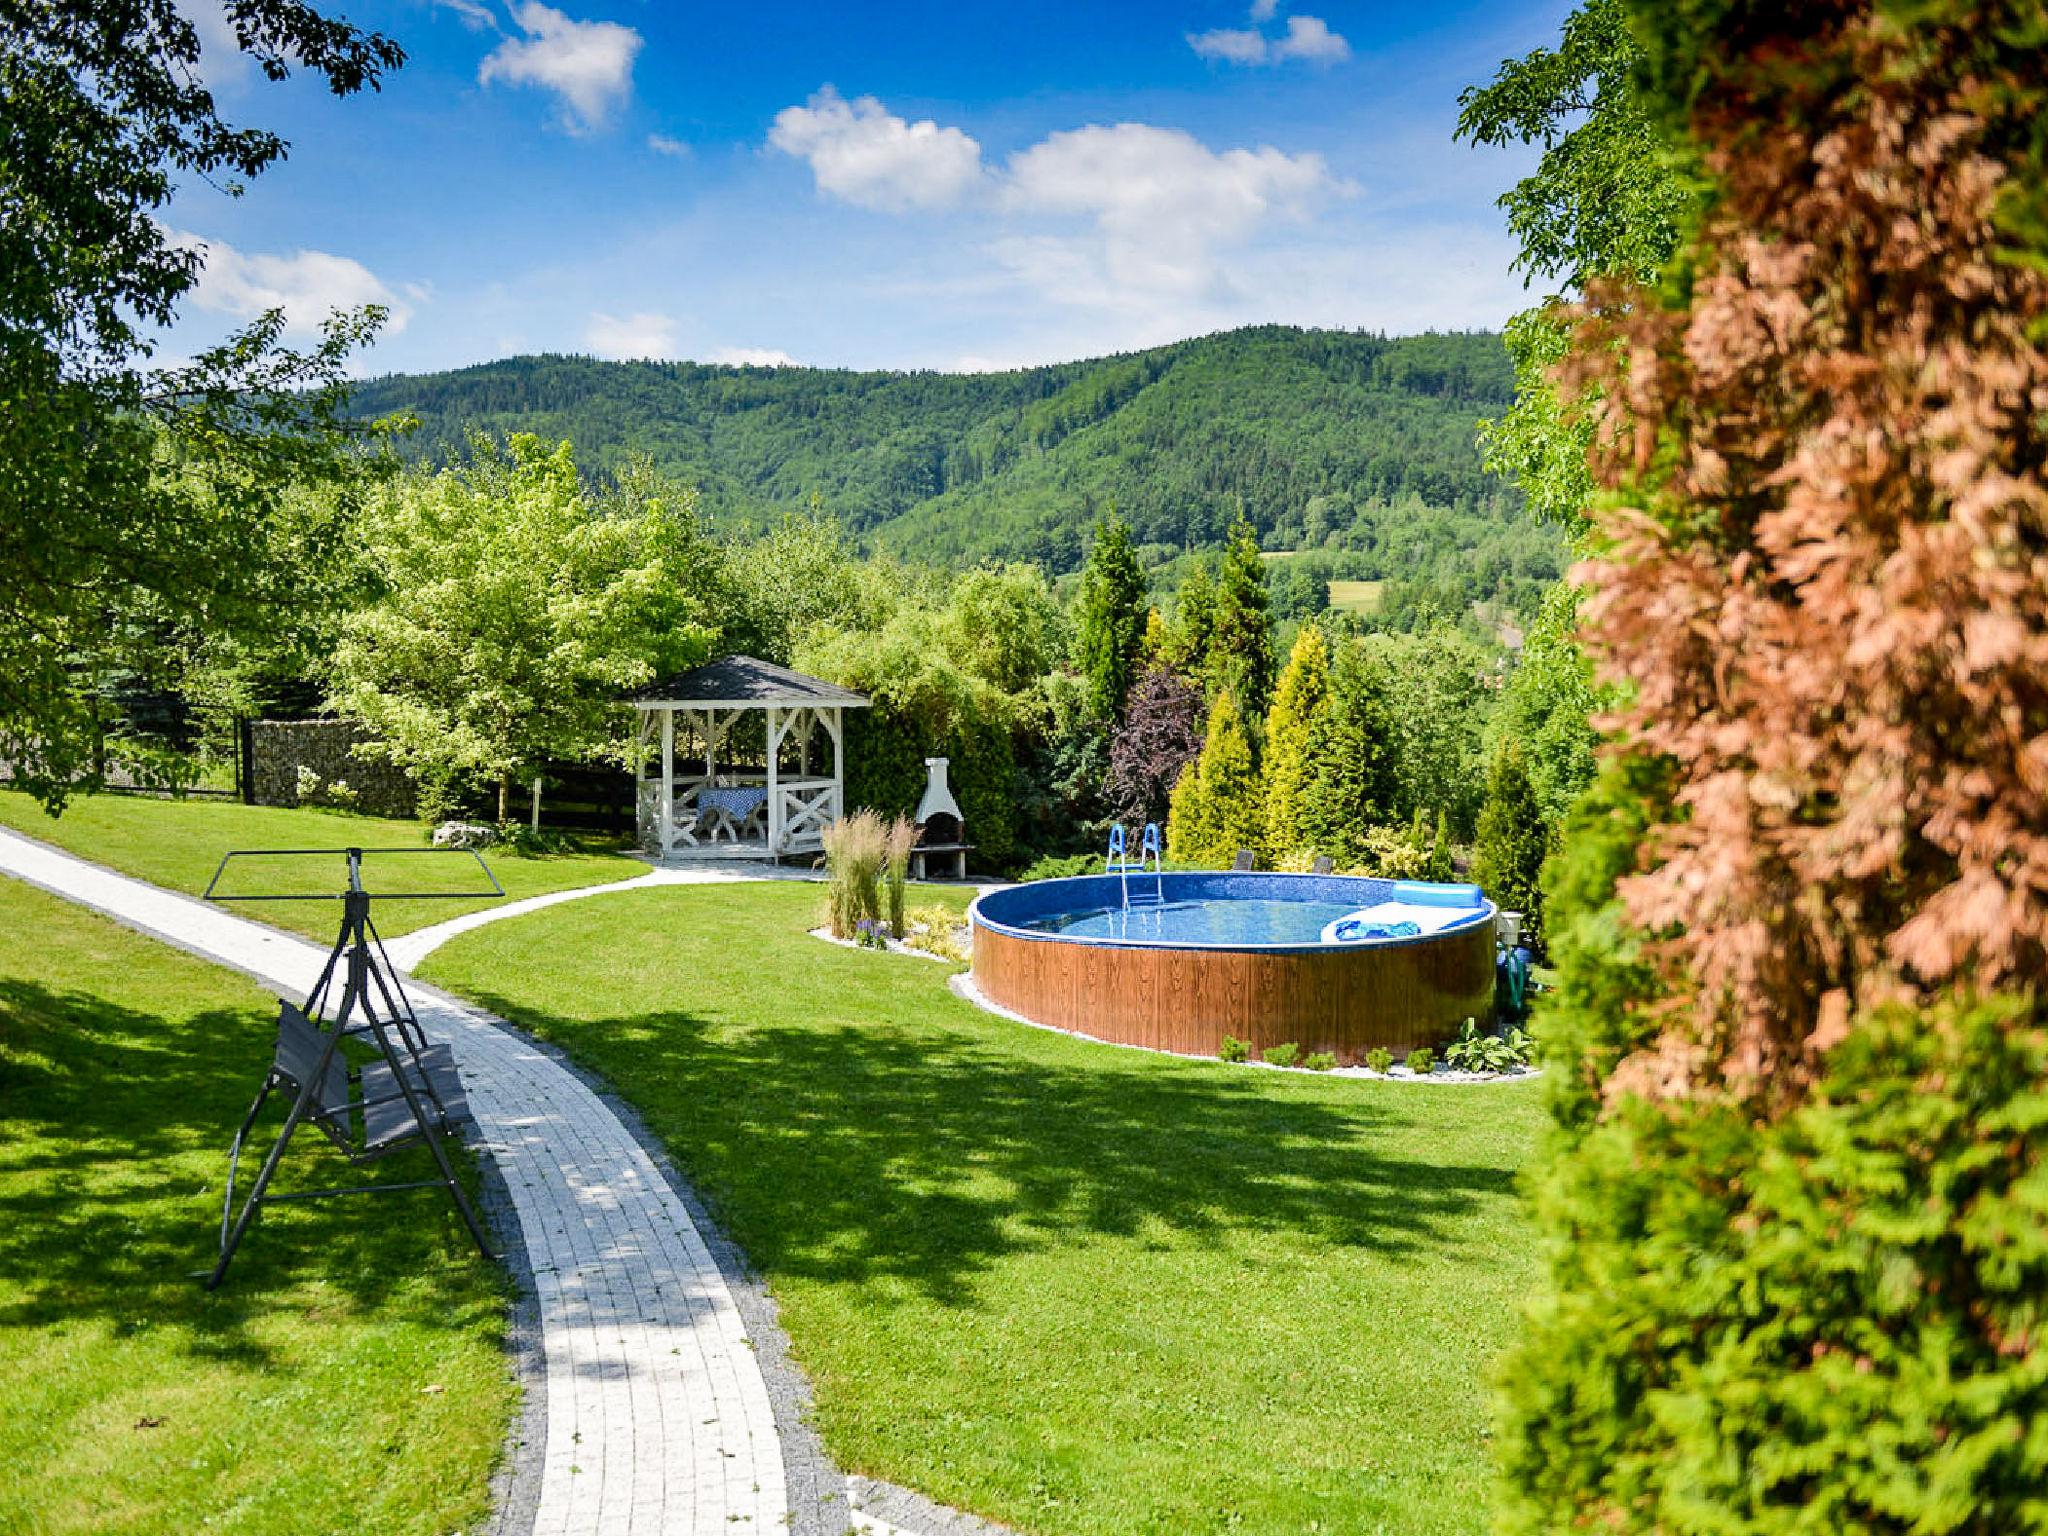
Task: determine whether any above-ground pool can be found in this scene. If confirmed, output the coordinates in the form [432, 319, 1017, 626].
[970, 872, 1497, 1062]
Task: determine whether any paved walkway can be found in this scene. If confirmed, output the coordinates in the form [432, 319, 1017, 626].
[0, 828, 790, 1536]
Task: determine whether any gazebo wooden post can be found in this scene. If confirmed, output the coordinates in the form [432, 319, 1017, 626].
[766, 705, 782, 853]
[829, 706, 844, 825]
[659, 706, 675, 858]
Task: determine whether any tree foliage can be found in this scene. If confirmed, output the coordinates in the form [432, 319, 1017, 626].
[1208, 515, 1276, 718]
[1472, 742, 1549, 946]
[347, 327, 1520, 574]
[1299, 641, 1399, 866]
[1, 0, 406, 808]
[1075, 512, 1148, 723]
[1260, 625, 1330, 860]
[1166, 693, 1260, 867]
[1498, 2, 2048, 1529]
[329, 437, 717, 817]
[1104, 668, 1204, 831]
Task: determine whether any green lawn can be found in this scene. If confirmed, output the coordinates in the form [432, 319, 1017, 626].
[0, 877, 513, 1536]
[0, 789, 645, 940]
[422, 883, 1543, 1536]
[1326, 578, 1387, 614]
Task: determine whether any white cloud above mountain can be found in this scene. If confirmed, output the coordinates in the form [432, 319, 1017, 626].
[168, 230, 413, 338]
[768, 86, 986, 211]
[585, 310, 676, 358]
[480, 3, 641, 133]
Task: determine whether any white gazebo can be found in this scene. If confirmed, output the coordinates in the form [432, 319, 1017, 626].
[630, 655, 870, 862]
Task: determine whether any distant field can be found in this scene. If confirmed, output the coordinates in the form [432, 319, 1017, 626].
[1326, 579, 1386, 613]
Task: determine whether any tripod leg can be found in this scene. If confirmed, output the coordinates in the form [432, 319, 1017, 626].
[208, 991, 357, 1291]
[218, 1076, 278, 1257]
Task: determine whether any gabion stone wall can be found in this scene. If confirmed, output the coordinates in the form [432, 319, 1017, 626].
[249, 719, 418, 818]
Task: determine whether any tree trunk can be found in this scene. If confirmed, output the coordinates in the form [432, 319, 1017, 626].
[497, 774, 510, 822]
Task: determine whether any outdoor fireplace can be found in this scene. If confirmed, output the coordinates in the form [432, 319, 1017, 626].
[910, 757, 971, 879]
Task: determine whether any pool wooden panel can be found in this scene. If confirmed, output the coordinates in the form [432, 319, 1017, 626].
[972, 916, 1497, 1062]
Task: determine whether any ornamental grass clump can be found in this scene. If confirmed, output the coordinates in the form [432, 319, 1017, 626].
[822, 809, 886, 939]
[881, 814, 916, 938]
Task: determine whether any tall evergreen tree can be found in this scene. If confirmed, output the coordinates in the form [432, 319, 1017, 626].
[1074, 512, 1148, 722]
[1209, 516, 1275, 716]
[1472, 742, 1549, 944]
[1300, 642, 1398, 865]
[1427, 809, 1455, 883]
[1261, 624, 1330, 860]
[1166, 559, 1216, 677]
[1166, 692, 1261, 867]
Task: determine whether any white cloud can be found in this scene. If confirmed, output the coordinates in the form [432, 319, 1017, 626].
[768, 86, 984, 211]
[646, 132, 692, 159]
[435, 0, 497, 31]
[1189, 11, 1349, 66]
[1000, 123, 1348, 305]
[1273, 15, 1350, 63]
[1248, 0, 1280, 20]
[168, 230, 413, 338]
[1187, 26, 1269, 64]
[479, 3, 641, 134]
[585, 310, 676, 359]
[709, 346, 798, 367]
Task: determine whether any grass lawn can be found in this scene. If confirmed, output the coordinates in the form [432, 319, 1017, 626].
[422, 883, 1543, 1536]
[0, 877, 513, 1536]
[0, 789, 645, 941]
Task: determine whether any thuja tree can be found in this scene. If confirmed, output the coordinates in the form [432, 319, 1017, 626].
[1074, 512, 1148, 723]
[1498, 4, 2048, 1532]
[1166, 692, 1260, 867]
[1472, 741, 1548, 946]
[1260, 624, 1330, 861]
[1207, 516, 1276, 717]
[1299, 640, 1399, 865]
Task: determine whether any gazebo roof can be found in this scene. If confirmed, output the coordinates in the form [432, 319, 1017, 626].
[631, 654, 869, 710]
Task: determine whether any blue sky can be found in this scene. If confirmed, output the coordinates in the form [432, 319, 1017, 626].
[164, 0, 1572, 376]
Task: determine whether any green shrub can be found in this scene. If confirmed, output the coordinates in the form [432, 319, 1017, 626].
[1498, 990, 2048, 1534]
[1262, 1041, 1301, 1068]
[1473, 741, 1552, 950]
[1405, 1048, 1434, 1075]
[1443, 1017, 1532, 1075]
[902, 904, 970, 963]
[1365, 1047, 1394, 1073]
[1217, 1035, 1249, 1063]
[1018, 852, 1098, 882]
[1303, 1051, 1337, 1072]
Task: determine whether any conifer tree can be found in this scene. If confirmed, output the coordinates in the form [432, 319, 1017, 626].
[1472, 742, 1547, 942]
[1261, 625, 1330, 860]
[1074, 512, 1148, 723]
[1426, 808, 1454, 883]
[1209, 516, 1276, 716]
[1166, 692, 1261, 866]
[1166, 561, 1216, 677]
[1300, 642, 1399, 865]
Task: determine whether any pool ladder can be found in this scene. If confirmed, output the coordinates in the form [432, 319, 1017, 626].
[1106, 823, 1164, 911]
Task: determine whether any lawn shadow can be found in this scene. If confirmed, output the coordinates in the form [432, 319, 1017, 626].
[0, 978, 504, 1358]
[451, 985, 1523, 1309]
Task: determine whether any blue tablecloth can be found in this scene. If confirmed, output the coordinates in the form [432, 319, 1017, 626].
[698, 786, 768, 822]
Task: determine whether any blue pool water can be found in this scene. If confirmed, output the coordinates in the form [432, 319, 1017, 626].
[1022, 898, 1362, 946]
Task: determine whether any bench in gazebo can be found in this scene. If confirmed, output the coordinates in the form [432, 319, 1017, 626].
[630, 656, 870, 861]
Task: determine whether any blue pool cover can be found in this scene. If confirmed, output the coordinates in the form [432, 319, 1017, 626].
[972, 872, 1492, 951]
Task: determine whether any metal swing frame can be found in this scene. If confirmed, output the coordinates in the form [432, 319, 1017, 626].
[202, 847, 503, 1290]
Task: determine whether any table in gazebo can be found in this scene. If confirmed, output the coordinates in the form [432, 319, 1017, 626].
[698, 785, 768, 842]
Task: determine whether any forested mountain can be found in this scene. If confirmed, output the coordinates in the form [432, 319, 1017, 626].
[349, 327, 1545, 588]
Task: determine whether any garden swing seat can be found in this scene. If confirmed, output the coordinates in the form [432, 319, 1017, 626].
[203, 847, 501, 1289]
